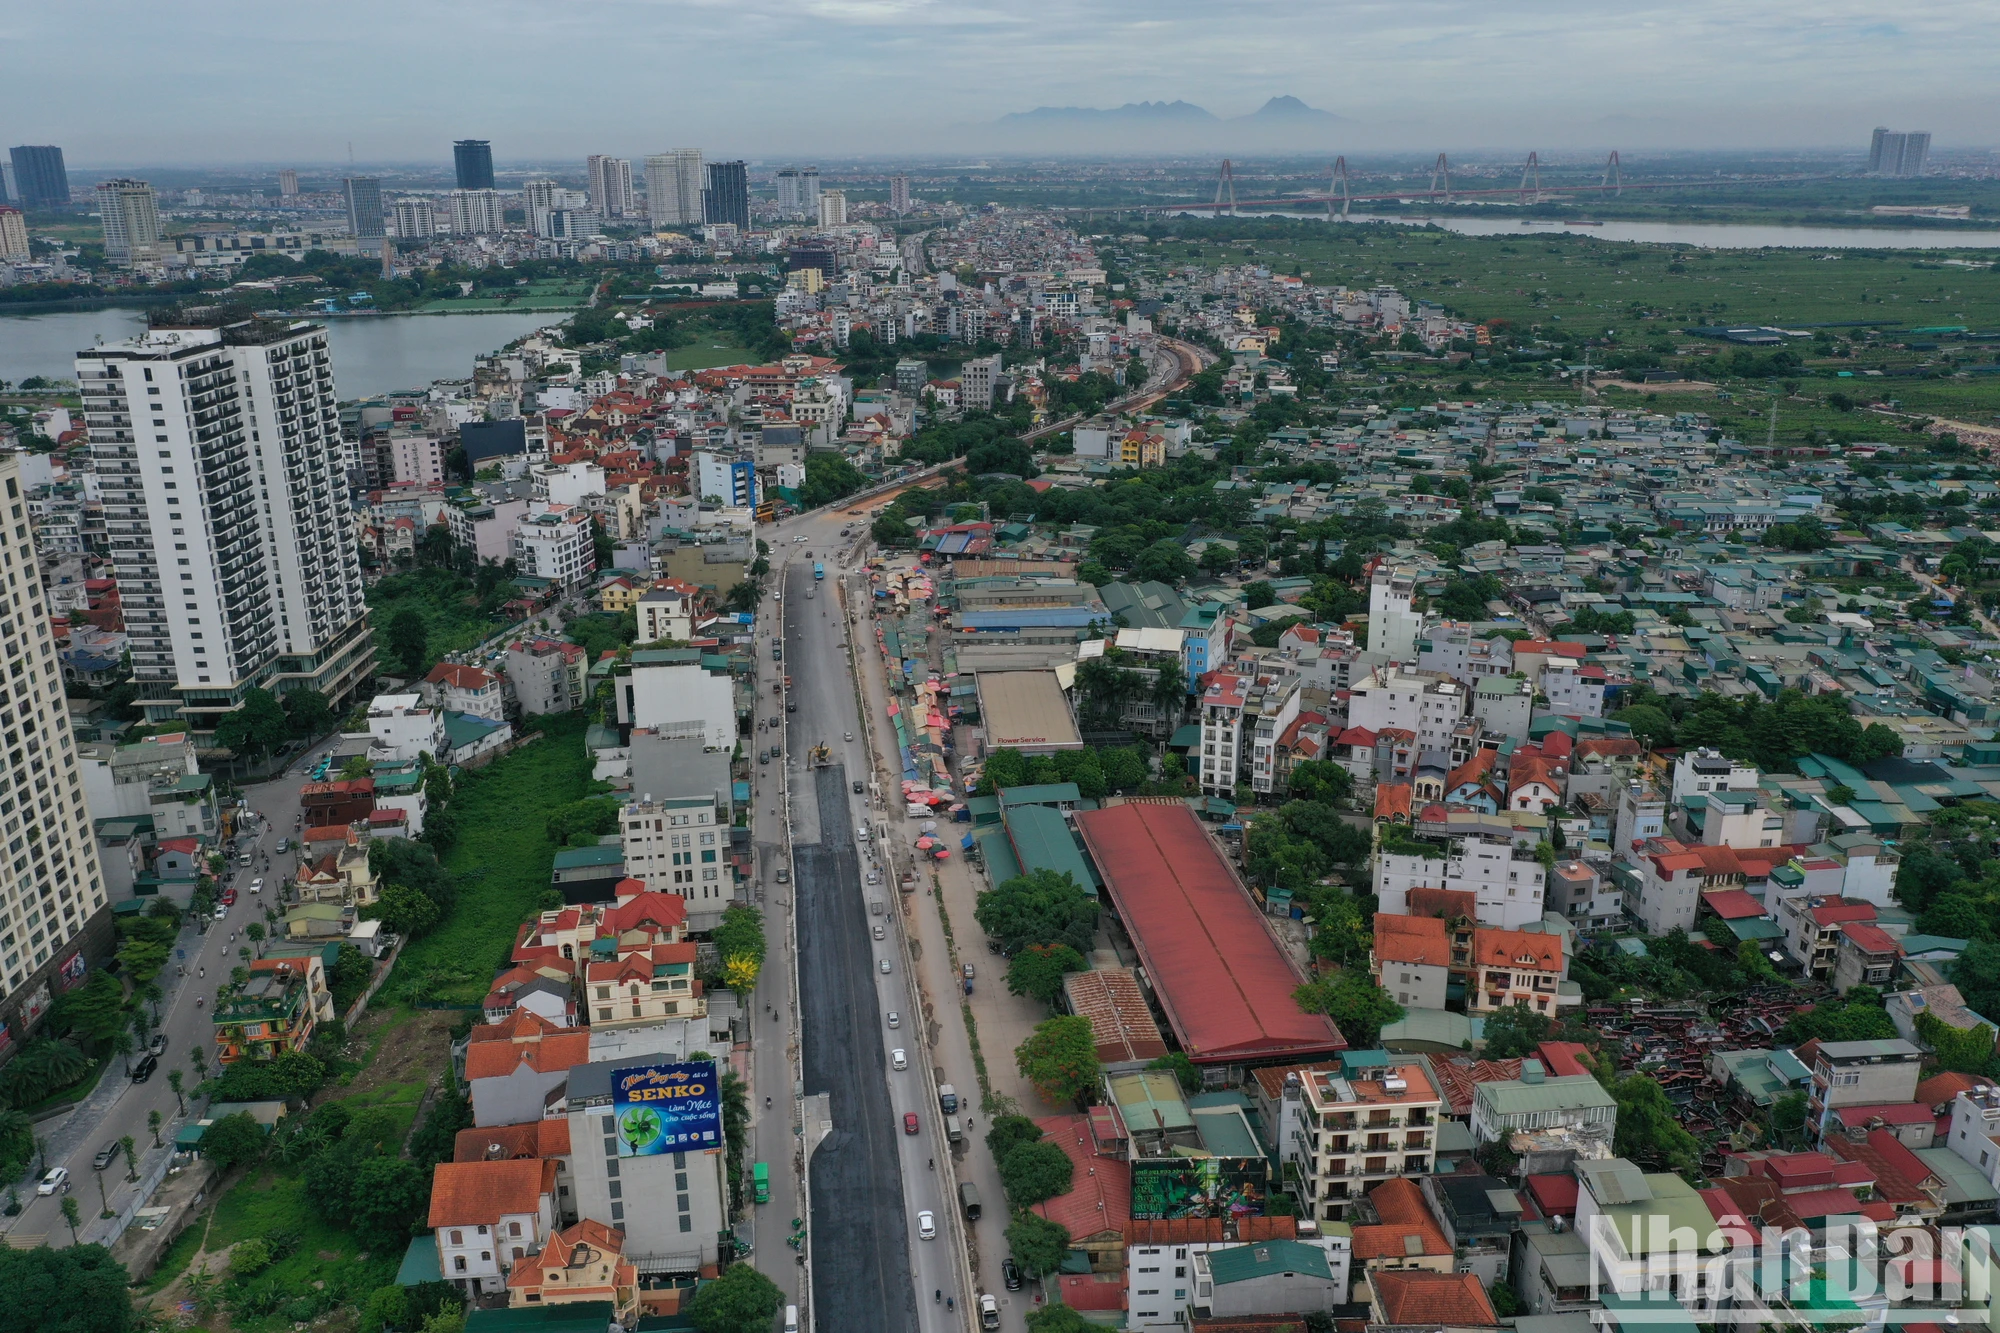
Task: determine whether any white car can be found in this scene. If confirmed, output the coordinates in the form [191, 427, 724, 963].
[248, 878, 263, 894]
[917, 1210, 936, 1240]
[35, 1166, 67, 1196]
[891, 1048, 908, 1070]
[794, 535, 809, 543]
[886, 1011, 900, 1029]
[856, 823, 870, 842]
[879, 959, 891, 974]
[213, 904, 229, 920]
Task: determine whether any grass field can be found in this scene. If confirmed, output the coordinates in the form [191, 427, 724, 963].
[661, 343, 756, 371]
[1142, 225, 2000, 335]
[389, 713, 596, 1004]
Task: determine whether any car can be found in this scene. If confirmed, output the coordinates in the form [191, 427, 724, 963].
[856, 823, 869, 841]
[213, 904, 229, 920]
[92, 1143, 118, 1172]
[1003, 1258, 1023, 1291]
[852, 780, 864, 794]
[130, 1054, 157, 1083]
[917, 1210, 936, 1241]
[879, 959, 891, 974]
[758, 751, 769, 765]
[843, 731, 853, 742]
[794, 535, 809, 543]
[248, 878, 263, 894]
[147, 1033, 168, 1057]
[220, 888, 238, 906]
[962, 963, 976, 980]
[275, 839, 289, 854]
[979, 1294, 1001, 1330]
[892, 1048, 907, 1070]
[775, 868, 790, 884]
[35, 1167, 67, 1196]
[886, 1011, 900, 1029]
[872, 923, 885, 941]
[903, 1112, 920, 1136]
[786, 701, 795, 713]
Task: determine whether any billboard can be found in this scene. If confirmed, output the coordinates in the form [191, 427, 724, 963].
[612, 1060, 722, 1157]
[1130, 1156, 1270, 1220]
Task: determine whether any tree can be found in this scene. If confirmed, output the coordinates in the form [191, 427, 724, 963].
[1480, 1002, 1555, 1059]
[283, 687, 334, 738]
[58, 1194, 80, 1246]
[975, 869, 1100, 957]
[147, 1109, 163, 1149]
[1288, 760, 1354, 807]
[1918, 1012, 1998, 1074]
[369, 881, 443, 938]
[1609, 1072, 1701, 1174]
[985, 1114, 1044, 1162]
[1610, 705, 1673, 749]
[0, 1242, 134, 1332]
[1147, 1052, 1203, 1095]
[1015, 1016, 1101, 1106]
[998, 1139, 1075, 1208]
[211, 687, 290, 760]
[167, 1068, 185, 1116]
[688, 1262, 785, 1333]
[1006, 1211, 1070, 1279]
[345, 1155, 431, 1249]
[1293, 973, 1404, 1051]
[1027, 1305, 1095, 1333]
[1007, 944, 1086, 1006]
[1769, 1090, 1808, 1145]
[51, 971, 127, 1050]
[231, 1236, 272, 1278]
[1242, 581, 1276, 609]
[119, 1134, 137, 1183]
[200, 1111, 268, 1172]
[386, 606, 431, 674]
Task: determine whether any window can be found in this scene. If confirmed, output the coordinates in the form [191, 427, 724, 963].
[454, 1256, 467, 1272]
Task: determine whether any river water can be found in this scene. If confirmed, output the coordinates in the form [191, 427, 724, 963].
[1202, 210, 2000, 251]
[0, 308, 562, 400]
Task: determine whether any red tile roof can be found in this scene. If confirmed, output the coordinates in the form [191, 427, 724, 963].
[1374, 783, 1412, 821]
[427, 1158, 557, 1227]
[1373, 914, 1450, 968]
[1370, 1270, 1497, 1326]
[1469, 927, 1563, 974]
[1406, 887, 1478, 921]
[1702, 889, 1768, 920]
[1352, 1178, 1449, 1261]
[1072, 803, 1342, 1065]
[1031, 1114, 1130, 1241]
[1526, 1173, 1579, 1215]
[453, 1119, 573, 1163]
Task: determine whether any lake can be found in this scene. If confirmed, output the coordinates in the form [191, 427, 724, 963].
[1205, 211, 2000, 251]
[0, 308, 564, 400]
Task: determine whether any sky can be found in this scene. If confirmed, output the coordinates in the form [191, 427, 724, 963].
[6, 0, 1998, 166]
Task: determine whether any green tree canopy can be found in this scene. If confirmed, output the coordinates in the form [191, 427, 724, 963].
[200, 1111, 269, 1172]
[385, 606, 431, 674]
[212, 687, 290, 760]
[1015, 1015, 1101, 1106]
[985, 1115, 1044, 1161]
[998, 1139, 1075, 1208]
[1005, 1212, 1071, 1280]
[1480, 1002, 1556, 1060]
[688, 1262, 785, 1333]
[1293, 972, 1403, 1050]
[975, 870, 1100, 957]
[0, 1243, 134, 1333]
[1007, 943, 1086, 1006]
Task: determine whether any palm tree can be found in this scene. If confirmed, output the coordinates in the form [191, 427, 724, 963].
[147, 1109, 163, 1149]
[166, 1069, 185, 1117]
[189, 1044, 207, 1079]
[120, 1135, 138, 1183]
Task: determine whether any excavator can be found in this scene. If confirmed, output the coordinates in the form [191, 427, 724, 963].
[808, 743, 832, 768]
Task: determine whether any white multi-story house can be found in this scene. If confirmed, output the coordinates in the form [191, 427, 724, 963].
[1670, 748, 1758, 806]
[621, 794, 732, 930]
[0, 453, 112, 1021]
[511, 503, 596, 587]
[388, 429, 447, 486]
[1347, 665, 1466, 756]
[423, 663, 504, 722]
[1539, 661, 1607, 718]
[368, 693, 446, 764]
[1368, 568, 1422, 663]
[1280, 1062, 1443, 1221]
[1129, 1224, 1350, 1330]
[1197, 672, 1246, 796]
[429, 1159, 559, 1297]
[1375, 819, 1547, 929]
[636, 580, 699, 645]
[78, 317, 374, 734]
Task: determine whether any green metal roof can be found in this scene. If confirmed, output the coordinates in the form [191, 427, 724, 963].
[1205, 1238, 1332, 1286]
[552, 844, 626, 869]
[1915, 1147, 2000, 1206]
[1002, 804, 1098, 892]
[973, 827, 1022, 885]
[997, 783, 1081, 808]
[396, 1235, 443, 1286]
[1473, 1074, 1617, 1117]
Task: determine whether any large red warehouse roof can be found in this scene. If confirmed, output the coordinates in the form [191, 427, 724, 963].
[1072, 802, 1345, 1066]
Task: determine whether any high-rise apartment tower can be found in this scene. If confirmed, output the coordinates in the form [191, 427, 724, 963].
[95, 178, 161, 265]
[454, 140, 495, 190]
[645, 150, 705, 227]
[8, 146, 68, 209]
[586, 156, 636, 218]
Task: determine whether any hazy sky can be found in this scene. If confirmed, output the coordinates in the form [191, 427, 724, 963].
[8, 0, 1996, 165]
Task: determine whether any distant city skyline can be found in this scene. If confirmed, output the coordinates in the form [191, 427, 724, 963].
[6, 0, 1997, 161]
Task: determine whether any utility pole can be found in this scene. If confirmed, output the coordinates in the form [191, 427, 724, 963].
[1766, 395, 1779, 452]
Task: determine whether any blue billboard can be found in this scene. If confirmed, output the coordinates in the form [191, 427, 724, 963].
[612, 1060, 723, 1157]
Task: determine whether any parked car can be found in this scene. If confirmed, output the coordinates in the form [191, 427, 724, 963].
[758, 751, 770, 765]
[879, 959, 891, 974]
[844, 731, 853, 742]
[872, 924, 885, 941]
[91, 1144, 118, 1172]
[891, 1048, 908, 1070]
[775, 868, 790, 884]
[35, 1167, 67, 1196]
[130, 1054, 157, 1083]
[212, 904, 229, 920]
[220, 888, 238, 906]
[1003, 1258, 1022, 1291]
[903, 1112, 920, 1136]
[853, 780, 864, 794]
[147, 1033, 168, 1057]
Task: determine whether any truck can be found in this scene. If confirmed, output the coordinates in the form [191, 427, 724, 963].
[752, 1161, 769, 1204]
[938, 1084, 959, 1114]
[813, 561, 824, 581]
[978, 1294, 1000, 1330]
[869, 899, 885, 916]
[944, 1115, 963, 1145]
[959, 1180, 982, 1221]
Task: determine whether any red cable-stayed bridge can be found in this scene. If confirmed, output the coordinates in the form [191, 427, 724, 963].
[1142, 152, 1829, 216]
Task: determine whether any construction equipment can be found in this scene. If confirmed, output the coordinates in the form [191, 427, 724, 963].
[808, 743, 832, 768]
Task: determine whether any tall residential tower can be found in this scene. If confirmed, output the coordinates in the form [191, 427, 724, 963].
[7, 146, 68, 209]
[645, 150, 704, 227]
[94, 178, 161, 265]
[77, 317, 374, 734]
[454, 140, 495, 190]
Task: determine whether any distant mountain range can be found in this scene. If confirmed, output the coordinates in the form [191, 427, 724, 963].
[990, 96, 1350, 150]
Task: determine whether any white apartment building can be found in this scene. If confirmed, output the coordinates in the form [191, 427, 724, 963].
[0, 206, 30, 261]
[390, 198, 436, 240]
[1421, 623, 1512, 687]
[1539, 662, 1607, 718]
[389, 429, 446, 486]
[1368, 567, 1422, 663]
[1347, 664, 1466, 755]
[1375, 821, 1547, 929]
[616, 660, 735, 751]
[449, 189, 505, 236]
[817, 190, 848, 228]
[961, 354, 1003, 412]
[1129, 1231, 1350, 1331]
[693, 452, 757, 509]
[585, 156, 636, 218]
[510, 503, 596, 587]
[535, 460, 607, 507]
[1197, 672, 1247, 796]
[1248, 676, 1305, 796]
[96, 178, 161, 265]
[622, 794, 731, 930]
[645, 151, 705, 227]
[636, 581, 698, 644]
[1670, 748, 1758, 806]
[0, 452, 112, 1017]
[79, 319, 373, 734]
[1280, 1062, 1443, 1221]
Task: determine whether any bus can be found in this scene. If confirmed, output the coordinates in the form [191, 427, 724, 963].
[752, 1161, 770, 1204]
[813, 562, 824, 581]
